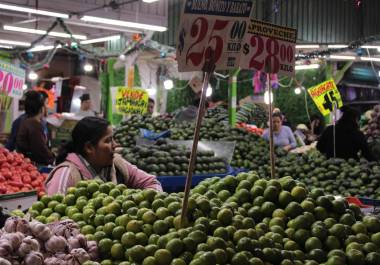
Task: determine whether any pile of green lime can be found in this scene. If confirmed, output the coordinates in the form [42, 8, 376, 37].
[29, 172, 380, 265]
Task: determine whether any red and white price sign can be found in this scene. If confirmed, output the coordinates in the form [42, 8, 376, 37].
[176, 0, 253, 72]
[240, 20, 297, 76]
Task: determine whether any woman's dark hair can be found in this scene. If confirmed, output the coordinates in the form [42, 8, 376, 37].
[272, 112, 283, 120]
[24, 90, 46, 117]
[338, 106, 359, 130]
[56, 117, 110, 163]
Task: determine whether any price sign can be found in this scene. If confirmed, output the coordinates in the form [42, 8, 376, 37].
[0, 60, 25, 99]
[240, 20, 297, 76]
[111, 87, 148, 115]
[177, 0, 253, 72]
[307, 79, 343, 116]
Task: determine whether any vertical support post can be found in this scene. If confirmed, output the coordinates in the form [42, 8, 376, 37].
[267, 74, 276, 179]
[229, 69, 240, 127]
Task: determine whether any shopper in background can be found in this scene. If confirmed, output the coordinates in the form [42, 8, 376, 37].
[294, 124, 313, 146]
[76, 93, 96, 117]
[310, 114, 325, 137]
[45, 117, 162, 195]
[263, 112, 297, 151]
[16, 91, 55, 165]
[317, 106, 374, 161]
[147, 98, 155, 115]
[6, 91, 49, 151]
[174, 98, 209, 122]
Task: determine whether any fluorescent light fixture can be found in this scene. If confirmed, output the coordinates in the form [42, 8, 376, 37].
[206, 85, 213, 97]
[4, 25, 87, 40]
[80, 35, 120, 45]
[164, 79, 174, 90]
[361, 45, 380, 49]
[329, 55, 356, 60]
[143, 0, 159, 2]
[328, 44, 348, 48]
[146, 88, 156, 96]
[83, 63, 93, 72]
[378, 70, 380, 77]
[28, 71, 38, 80]
[0, 44, 12, 49]
[0, 39, 30, 47]
[294, 87, 302, 95]
[81, 15, 167, 32]
[360, 57, 380, 62]
[264, 91, 274, 105]
[27, 44, 62, 52]
[0, 3, 68, 18]
[74, 85, 86, 90]
[296, 44, 320, 49]
[295, 64, 320, 70]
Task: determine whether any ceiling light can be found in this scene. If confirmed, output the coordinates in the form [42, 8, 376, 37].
[361, 45, 380, 49]
[119, 54, 126, 60]
[0, 3, 68, 18]
[83, 63, 93, 72]
[206, 85, 213, 97]
[264, 91, 274, 105]
[0, 44, 12, 49]
[22, 84, 28, 90]
[360, 57, 380, 62]
[147, 88, 156, 96]
[296, 44, 320, 49]
[328, 44, 348, 48]
[27, 44, 62, 52]
[378, 70, 380, 77]
[80, 35, 120, 45]
[28, 71, 38, 80]
[0, 39, 30, 47]
[143, 0, 159, 2]
[329, 55, 356, 60]
[295, 64, 320, 70]
[81, 15, 167, 32]
[4, 25, 87, 40]
[164, 79, 174, 90]
[294, 87, 302, 95]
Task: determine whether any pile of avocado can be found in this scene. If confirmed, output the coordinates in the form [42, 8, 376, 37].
[120, 139, 227, 176]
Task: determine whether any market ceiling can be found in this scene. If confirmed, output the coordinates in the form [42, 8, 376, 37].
[0, 0, 168, 49]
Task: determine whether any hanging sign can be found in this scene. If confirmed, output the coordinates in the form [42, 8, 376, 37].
[0, 60, 25, 99]
[177, 0, 254, 72]
[307, 79, 343, 116]
[111, 87, 148, 115]
[240, 20, 297, 76]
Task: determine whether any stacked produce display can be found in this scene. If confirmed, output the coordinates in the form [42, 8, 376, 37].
[0, 147, 47, 196]
[120, 139, 227, 176]
[25, 172, 380, 265]
[0, 217, 99, 264]
[236, 102, 268, 128]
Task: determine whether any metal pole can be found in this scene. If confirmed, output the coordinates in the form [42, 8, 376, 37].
[181, 56, 215, 227]
[267, 74, 276, 179]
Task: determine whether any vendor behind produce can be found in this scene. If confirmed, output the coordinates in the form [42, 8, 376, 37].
[262, 112, 297, 151]
[45, 117, 162, 195]
[317, 106, 374, 161]
[76, 93, 96, 117]
[16, 90, 54, 165]
[148, 98, 155, 115]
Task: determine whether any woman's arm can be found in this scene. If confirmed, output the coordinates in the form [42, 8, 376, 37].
[285, 127, 297, 149]
[122, 159, 163, 191]
[45, 166, 74, 195]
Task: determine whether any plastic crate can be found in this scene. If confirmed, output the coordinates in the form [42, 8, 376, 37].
[157, 166, 237, 193]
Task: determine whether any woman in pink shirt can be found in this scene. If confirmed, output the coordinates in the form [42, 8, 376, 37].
[45, 117, 162, 195]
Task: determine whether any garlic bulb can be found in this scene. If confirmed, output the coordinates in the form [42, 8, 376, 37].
[2, 232, 24, 250]
[70, 248, 91, 264]
[45, 236, 68, 253]
[18, 236, 40, 257]
[23, 251, 44, 265]
[30, 221, 52, 241]
[0, 257, 11, 265]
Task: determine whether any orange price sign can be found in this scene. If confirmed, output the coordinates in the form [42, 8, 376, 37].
[240, 20, 297, 76]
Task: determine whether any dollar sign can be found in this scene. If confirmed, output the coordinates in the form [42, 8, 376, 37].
[243, 43, 250, 55]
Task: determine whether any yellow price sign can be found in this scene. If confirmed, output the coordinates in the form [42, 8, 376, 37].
[114, 87, 148, 115]
[307, 79, 343, 116]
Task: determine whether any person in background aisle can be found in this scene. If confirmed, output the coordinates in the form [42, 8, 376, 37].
[294, 124, 313, 146]
[273, 108, 292, 129]
[16, 91, 55, 165]
[310, 114, 325, 137]
[76, 93, 96, 117]
[262, 112, 297, 151]
[6, 91, 49, 151]
[45, 117, 162, 195]
[147, 98, 155, 115]
[317, 106, 374, 161]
